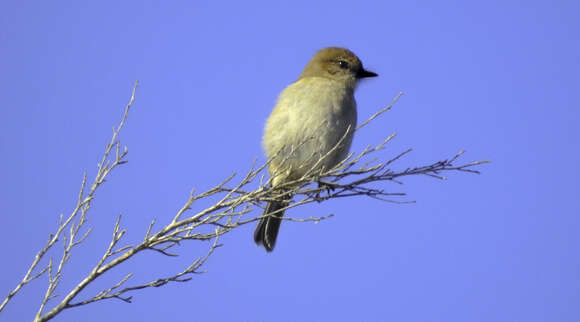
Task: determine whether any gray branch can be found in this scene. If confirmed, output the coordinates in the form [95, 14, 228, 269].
[0, 85, 489, 322]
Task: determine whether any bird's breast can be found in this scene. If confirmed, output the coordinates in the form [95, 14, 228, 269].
[263, 77, 358, 180]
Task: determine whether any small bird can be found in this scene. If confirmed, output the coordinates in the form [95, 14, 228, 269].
[254, 47, 378, 252]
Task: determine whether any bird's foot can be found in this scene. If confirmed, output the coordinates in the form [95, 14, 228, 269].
[314, 180, 339, 202]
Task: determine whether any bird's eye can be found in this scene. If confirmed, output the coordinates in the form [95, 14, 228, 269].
[337, 60, 349, 69]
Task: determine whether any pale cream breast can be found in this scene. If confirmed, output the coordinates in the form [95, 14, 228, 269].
[263, 77, 357, 184]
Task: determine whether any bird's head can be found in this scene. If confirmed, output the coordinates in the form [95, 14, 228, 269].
[299, 47, 378, 87]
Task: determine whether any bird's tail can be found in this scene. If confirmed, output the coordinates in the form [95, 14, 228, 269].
[254, 199, 288, 252]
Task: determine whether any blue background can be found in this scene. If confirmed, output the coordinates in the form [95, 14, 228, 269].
[1, 1, 578, 321]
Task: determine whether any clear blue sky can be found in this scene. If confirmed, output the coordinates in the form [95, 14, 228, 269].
[1, 1, 578, 321]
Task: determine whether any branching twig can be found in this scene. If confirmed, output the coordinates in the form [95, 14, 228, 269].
[1, 85, 489, 322]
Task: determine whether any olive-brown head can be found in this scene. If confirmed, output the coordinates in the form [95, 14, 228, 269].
[298, 47, 378, 85]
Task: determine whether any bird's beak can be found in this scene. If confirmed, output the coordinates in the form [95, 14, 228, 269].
[358, 68, 378, 78]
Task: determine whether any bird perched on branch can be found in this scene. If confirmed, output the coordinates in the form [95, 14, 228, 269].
[254, 47, 378, 252]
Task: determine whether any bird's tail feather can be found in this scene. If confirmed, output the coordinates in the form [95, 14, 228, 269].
[254, 200, 288, 252]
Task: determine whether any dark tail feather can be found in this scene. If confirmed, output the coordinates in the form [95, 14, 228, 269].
[254, 200, 287, 252]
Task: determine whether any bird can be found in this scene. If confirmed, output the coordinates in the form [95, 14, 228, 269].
[254, 47, 378, 252]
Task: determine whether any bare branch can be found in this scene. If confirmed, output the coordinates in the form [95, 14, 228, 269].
[356, 92, 403, 130]
[0, 81, 139, 320]
[1, 85, 489, 322]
